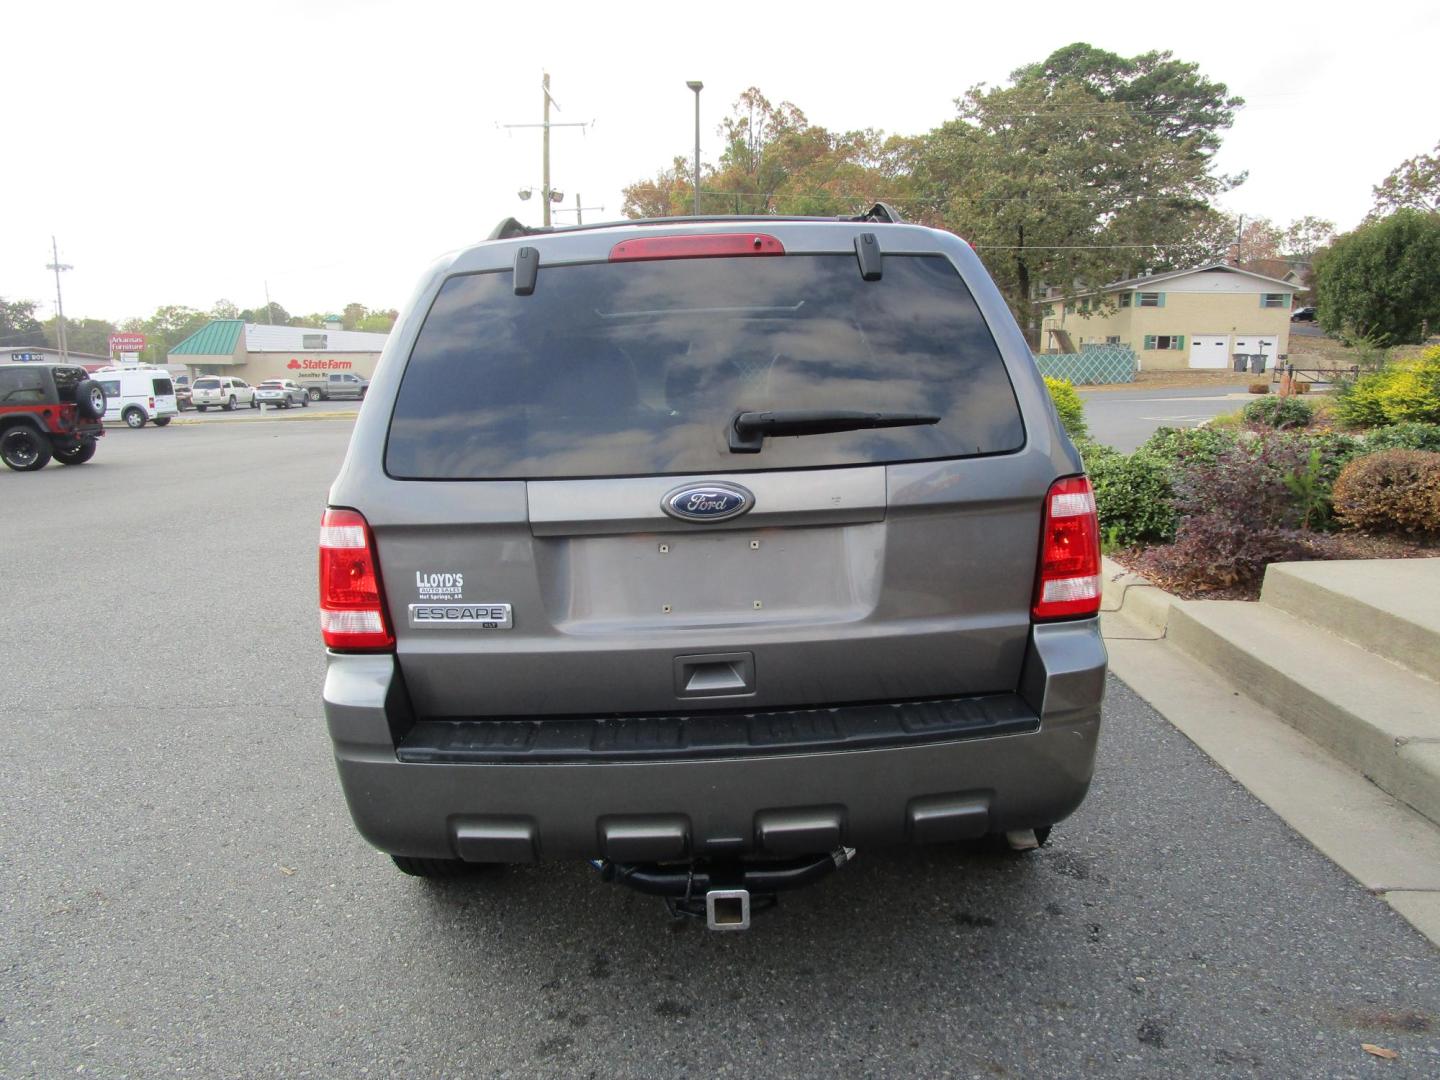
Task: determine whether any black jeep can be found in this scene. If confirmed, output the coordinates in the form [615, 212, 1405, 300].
[0, 364, 107, 471]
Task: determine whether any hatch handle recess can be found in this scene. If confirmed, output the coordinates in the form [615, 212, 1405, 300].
[514, 246, 540, 296]
[674, 652, 755, 697]
[854, 232, 882, 281]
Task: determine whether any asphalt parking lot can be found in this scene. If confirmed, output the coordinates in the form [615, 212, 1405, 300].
[1079, 384, 1250, 452]
[3, 421, 1438, 1078]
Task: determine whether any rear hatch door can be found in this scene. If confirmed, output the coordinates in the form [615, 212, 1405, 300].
[373, 238, 1048, 719]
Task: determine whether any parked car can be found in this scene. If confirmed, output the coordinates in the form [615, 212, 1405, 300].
[0, 362, 106, 470]
[93, 366, 180, 428]
[1291, 306, 1317, 323]
[174, 374, 193, 410]
[319, 208, 1106, 928]
[300, 371, 369, 401]
[191, 376, 257, 411]
[254, 379, 311, 408]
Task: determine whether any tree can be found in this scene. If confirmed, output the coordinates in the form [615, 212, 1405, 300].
[1371, 141, 1440, 218]
[0, 297, 46, 348]
[1233, 216, 1283, 263]
[1312, 210, 1440, 343]
[342, 303, 367, 330]
[1280, 216, 1336, 260]
[44, 316, 116, 356]
[355, 310, 397, 333]
[211, 298, 239, 319]
[912, 44, 1242, 322]
[239, 301, 291, 326]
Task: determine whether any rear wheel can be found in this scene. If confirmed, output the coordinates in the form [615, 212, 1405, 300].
[123, 407, 147, 429]
[1, 426, 53, 471]
[54, 439, 97, 465]
[390, 855, 492, 879]
[250, 397, 259, 409]
[223, 396, 236, 412]
[300, 395, 309, 407]
[307, 387, 321, 401]
[153, 416, 172, 427]
[197, 405, 208, 412]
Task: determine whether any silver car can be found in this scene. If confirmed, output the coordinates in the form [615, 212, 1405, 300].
[254, 379, 310, 409]
[320, 208, 1106, 927]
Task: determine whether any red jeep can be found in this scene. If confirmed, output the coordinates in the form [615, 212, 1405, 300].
[0, 363, 107, 471]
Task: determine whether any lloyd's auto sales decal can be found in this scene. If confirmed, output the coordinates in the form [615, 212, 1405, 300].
[415, 571, 464, 601]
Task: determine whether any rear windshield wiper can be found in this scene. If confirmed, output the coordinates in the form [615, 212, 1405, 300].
[729, 409, 940, 453]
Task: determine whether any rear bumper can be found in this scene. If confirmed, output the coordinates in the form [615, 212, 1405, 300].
[323, 620, 1106, 862]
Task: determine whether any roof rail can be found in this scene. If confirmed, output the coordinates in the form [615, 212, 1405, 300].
[484, 205, 907, 243]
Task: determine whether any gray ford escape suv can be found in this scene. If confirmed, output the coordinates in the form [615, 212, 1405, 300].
[321, 207, 1106, 927]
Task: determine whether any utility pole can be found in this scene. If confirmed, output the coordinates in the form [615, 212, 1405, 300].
[542, 73, 552, 227]
[501, 72, 590, 227]
[1233, 214, 1244, 266]
[46, 236, 72, 363]
[551, 193, 605, 226]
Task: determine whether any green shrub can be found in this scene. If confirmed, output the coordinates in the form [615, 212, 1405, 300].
[1332, 450, 1440, 534]
[1243, 395, 1315, 429]
[1087, 447, 1177, 547]
[1335, 345, 1440, 427]
[1044, 376, 1088, 439]
[1364, 422, 1440, 453]
[1140, 426, 1240, 468]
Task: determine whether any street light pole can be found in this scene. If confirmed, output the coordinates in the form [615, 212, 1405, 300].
[46, 236, 72, 363]
[686, 80, 703, 215]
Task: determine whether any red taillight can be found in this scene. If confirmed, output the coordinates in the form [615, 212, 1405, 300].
[319, 508, 394, 651]
[1032, 476, 1101, 621]
[609, 233, 784, 262]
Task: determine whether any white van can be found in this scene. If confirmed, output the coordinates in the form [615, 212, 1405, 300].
[93, 366, 180, 429]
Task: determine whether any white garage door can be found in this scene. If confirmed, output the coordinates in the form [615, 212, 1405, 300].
[1189, 335, 1230, 369]
[1233, 335, 1280, 370]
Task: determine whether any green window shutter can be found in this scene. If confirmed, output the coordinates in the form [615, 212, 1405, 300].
[1176, 335, 1185, 350]
[1157, 293, 1165, 308]
[1143, 335, 1156, 350]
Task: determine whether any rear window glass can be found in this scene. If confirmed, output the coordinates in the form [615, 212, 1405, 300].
[153, 378, 174, 395]
[0, 367, 46, 403]
[386, 253, 1023, 480]
[194, 378, 220, 389]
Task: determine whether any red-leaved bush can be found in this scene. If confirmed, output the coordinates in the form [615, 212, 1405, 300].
[1131, 436, 1314, 589]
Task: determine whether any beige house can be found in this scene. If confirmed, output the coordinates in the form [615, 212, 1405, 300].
[168, 319, 388, 383]
[1037, 264, 1298, 371]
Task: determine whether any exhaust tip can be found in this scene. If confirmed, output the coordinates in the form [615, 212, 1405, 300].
[705, 889, 751, 931]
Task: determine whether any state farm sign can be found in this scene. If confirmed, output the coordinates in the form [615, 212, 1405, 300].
[109, 333, 147, 353]
[286, 358, 353, 371]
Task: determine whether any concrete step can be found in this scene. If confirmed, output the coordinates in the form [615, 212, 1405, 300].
[1261, 560, 1440, 681]
[1167, 599, 1440, 827]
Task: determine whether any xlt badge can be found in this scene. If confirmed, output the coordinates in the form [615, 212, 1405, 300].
[409, 603, 513, 629]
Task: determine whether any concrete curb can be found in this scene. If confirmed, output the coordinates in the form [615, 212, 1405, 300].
[171, 410, 359, 426]
[1100, 556, 1440, 946]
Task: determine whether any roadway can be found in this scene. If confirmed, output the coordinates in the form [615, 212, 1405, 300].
[1079, 384, 1251, 452]
[3, 421, 1437, 1078]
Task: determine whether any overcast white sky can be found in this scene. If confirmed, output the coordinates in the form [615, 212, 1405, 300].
[5, 0, 1437, 324]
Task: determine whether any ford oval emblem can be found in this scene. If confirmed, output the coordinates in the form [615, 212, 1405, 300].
[661, 482, 755, 523]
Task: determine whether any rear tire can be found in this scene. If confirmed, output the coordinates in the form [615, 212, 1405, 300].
[1, 426, 53, 471]
[390, 855, 490, 879]
[153, 416, 172, 427]
[123, 407, 147, 429]
[250, 398, 259, 409]
[307, 388, 321, 401]
[54, 439, 97, 465]
[223, 396, 236, 412]
[300, 396, 308, 407]
[197, 405, 208, 412]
